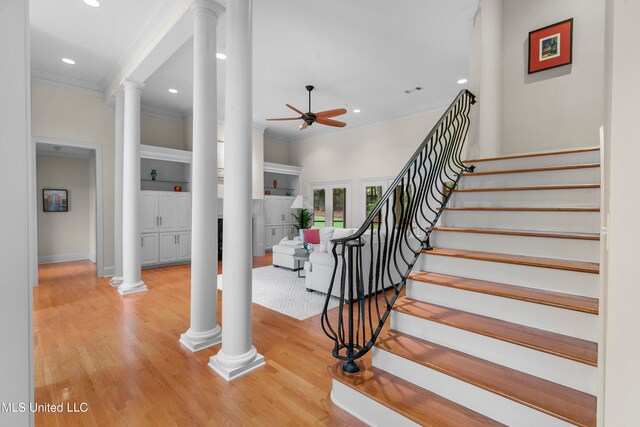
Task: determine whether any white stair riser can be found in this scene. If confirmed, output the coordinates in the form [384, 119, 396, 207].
[406, 280, 598, 341]
[419, 253, 599, 297]
[441, 210, 600, 233]
[432, 231, 600, 263]
[331, 380, 420, 427]
[450, 187, 600, 208]
[389, 311, 597, 395]
[458, 167, 600, 189]
[373, 347, 575, 426]
[466, 150, 600, 172]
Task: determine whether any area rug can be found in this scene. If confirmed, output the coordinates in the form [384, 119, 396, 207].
[217, 266, 340, 320]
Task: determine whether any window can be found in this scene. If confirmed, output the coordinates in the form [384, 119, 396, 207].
[309, 181, 351, 229]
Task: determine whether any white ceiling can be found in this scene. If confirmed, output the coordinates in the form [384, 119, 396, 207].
[30, 0, 478, 142]
[36, 142, 94, 158]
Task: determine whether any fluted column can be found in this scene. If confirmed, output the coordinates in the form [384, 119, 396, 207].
[118, 80, 148, 295]
[179, 0, 224, 352]
[209, 0, 264, 381]
[110, 90, 124, 287]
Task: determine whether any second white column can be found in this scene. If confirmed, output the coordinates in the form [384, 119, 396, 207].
[179, 0, 225, 352]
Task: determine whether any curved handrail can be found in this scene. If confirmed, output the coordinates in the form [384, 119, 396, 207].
[321, 89, 476, 372]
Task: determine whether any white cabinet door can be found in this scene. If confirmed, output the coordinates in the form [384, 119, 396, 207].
[141, 233, 159, 266]
[264, 197, 282, 225]
[176, 232, 191, 261]
[159, 233, 177, 263]
[265, 226, 283, 248]
[281, 198, 294, 224]
[174, 194, 191, 231]
[158, 193, 176, 231]
[141, 192, 159, 233]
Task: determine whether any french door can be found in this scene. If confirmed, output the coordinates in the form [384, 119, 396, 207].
[309, 181, 350, 229]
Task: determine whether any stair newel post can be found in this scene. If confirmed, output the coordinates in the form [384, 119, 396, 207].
[344, 241, 360, 373]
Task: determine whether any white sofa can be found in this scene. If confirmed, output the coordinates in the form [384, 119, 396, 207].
[303, 227, 412, 298]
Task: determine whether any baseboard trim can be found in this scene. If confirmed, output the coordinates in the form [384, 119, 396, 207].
[102, 266, 115, 277]
[38, 253, 89, 264]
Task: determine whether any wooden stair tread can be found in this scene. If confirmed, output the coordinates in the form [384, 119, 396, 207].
[463, 163, 600, 176]
[393, 297, 598, 366]
[376, 331, 597, 427]
[433, 226, 600, 240]
[424, 247, 600, 274]
[445, 207, 600, 212]
[464, 147, 600, 163]
[454, 184, 600, 193]
[329, 361, 504, 426]
[409, 271, 599, 314]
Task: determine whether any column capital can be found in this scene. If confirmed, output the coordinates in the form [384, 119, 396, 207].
[190, 0, 225, 20]
[114, 88, 124, 99]
[123, 79, 145, 93]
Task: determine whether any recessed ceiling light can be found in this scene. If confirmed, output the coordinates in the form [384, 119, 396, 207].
[61, 58, 76, 65]
[82, 0, 101, 7]
[457, 78, 468, 84]
[216, 53, 227, 60]
[168, 89, 178, 94]
[353, 109, 361, 113]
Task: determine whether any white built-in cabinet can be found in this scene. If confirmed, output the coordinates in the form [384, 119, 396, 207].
[264, 195, 297, 250]
[141, 190, 192, 266]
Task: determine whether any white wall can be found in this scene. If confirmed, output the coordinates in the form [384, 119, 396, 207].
[602, 0, 640, 424]
[500, 0, 605, 154]
[0, 0, 32, 425]
[264, 138, 291, 164]
[289, 108, 446, 228]
[36, 155, 92, 263]
[31, 81, 187, 274]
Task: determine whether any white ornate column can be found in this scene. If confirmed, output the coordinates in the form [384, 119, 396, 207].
[179, 0, 224, 352]
[210, 0, 264, 381]
[118, 80, 148, 295]
[110, 90, 124, 287]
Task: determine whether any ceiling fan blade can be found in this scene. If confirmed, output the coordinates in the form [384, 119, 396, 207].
[315, 108, 347, 119]
[317, 118, 347, 128]
[266, 117, 301, 121]
[286, 104, 307, 117]
[300, 122, 308, 131]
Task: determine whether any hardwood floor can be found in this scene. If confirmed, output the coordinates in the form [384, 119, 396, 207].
[34, 257, 365, 426]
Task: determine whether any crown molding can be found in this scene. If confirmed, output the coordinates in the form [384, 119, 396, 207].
[140, 105, 184, 121]
[263, 132, 293, 144]
[31, 69, 104, 97]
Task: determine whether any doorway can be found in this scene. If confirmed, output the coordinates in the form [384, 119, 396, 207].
[29, 138, 104, 285]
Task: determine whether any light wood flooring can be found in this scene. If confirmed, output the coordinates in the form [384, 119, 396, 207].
[34, 256, 366, 426]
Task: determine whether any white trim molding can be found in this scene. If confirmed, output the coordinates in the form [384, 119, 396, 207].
[140, 144, 193, 163]
[264, 161, 302, 176]
[38, 253, 91, 265]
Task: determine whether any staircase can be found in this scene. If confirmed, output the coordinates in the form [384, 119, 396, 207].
[328, 147, 601, 426]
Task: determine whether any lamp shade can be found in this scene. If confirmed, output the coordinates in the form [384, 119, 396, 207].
[290, 195, 313, 210]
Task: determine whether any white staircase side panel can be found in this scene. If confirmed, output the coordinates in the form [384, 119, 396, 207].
[406, 280, 598, 341]
[331, 379, 420, 427]
[419, 253, 599, 297]
[389, 311, 598, 395]
[440, 210, 600, 233]
[432, 230, 600, 263]
[373, 347, 575, 426]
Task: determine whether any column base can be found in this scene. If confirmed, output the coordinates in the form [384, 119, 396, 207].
[209, 347, 265, 381]
[109, 276, 123, 287]
[179, 326, 222, 352]
[117, 280, 148, 295]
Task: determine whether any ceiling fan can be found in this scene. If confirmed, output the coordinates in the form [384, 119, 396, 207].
[267, 85, 347, 130]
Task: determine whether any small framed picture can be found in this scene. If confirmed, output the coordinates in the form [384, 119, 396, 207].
[528, 18, 573, 74]
[43, 189, 68, 212]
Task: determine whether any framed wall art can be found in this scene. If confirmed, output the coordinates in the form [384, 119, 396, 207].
[528, 18, 573, 74]
[43, 189, 68, 212]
